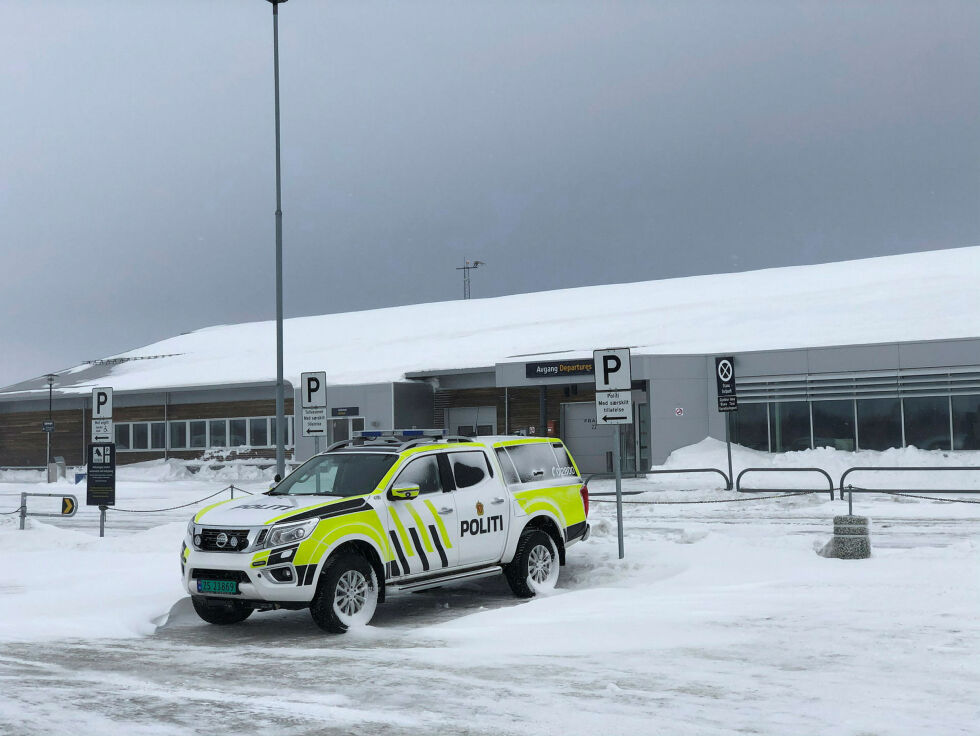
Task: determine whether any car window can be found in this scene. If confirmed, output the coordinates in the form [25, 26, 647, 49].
[393, 455, 443, 494]
[494, 448, 520, 485]
[551, 443, 580, 480]
[504, 443, 573, 484]
[449, 451, 492, 489]
[270, 453, 397, 496]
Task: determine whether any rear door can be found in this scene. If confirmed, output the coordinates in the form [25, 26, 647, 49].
[447, 450, 510, 566]
[385, 454, 458, 577]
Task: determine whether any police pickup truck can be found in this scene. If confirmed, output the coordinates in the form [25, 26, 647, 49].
[182, 433, 590, 633]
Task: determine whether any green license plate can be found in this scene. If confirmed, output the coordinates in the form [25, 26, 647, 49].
[197, 579, 239, 594]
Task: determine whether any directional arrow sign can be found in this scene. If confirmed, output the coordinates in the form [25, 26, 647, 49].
[595, 390, 633, 425]
[62, 496, 75, 516]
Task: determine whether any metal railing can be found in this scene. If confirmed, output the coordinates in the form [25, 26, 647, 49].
[735, 467, 835, 500]
[646, 468, 732, 490]
[838, 466, 980, 514]
[17, 492, 77, 530]
[583, 471, 652, 496]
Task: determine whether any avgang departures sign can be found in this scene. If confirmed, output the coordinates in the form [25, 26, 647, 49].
[524, 360, 594, 379]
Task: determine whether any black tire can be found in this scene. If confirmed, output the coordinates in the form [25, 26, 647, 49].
[504, 528, 560, 598]
[310, 552, 380, 634]
[191, 596, 253, 625]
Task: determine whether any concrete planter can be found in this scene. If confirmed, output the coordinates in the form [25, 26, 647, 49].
[819, 515, 871, 559]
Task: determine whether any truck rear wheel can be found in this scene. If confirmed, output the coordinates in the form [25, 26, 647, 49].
[310, 552, 380, 633]
[505, 528, 560, 598]
[191, 596, 253, 625]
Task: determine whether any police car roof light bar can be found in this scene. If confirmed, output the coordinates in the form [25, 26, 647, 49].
[356, 429, 447, 439]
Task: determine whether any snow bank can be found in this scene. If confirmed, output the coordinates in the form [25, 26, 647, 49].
[652, 437, 980, 490]
[0, 517, 186, 642]
[116, 458, 275, 483]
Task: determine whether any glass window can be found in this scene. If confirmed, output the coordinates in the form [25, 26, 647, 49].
[495, 448, 520, 485]
[115, 424, 130, 450]
[551, 443, 579, 479]
[394, 455, 443, 494]
[727, 403, 769, 451]
[229, 419, 247, 447]
[903, 397, 951, 450]
[209, 420, 227, 447]
[477, 425, 494, 436]
[271, 453, 397, 497]
[505, 442, 567, 483]
[456, 425, 476, 438]
[449, 451, 491, 489]
[857, 398, 902, 451]
[269, 416, 296, 447]
[249, 418, 268, 447]
[131, 423, 149, 450]
[189, 421, 207, 448]
[953, 395, 980, 450]
[769, 402, 811, 452]
[812, 400, 855, 451]
[150, 422, 166, 449]
[170, 422, 187, 449]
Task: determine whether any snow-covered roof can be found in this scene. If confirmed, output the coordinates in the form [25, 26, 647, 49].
[4, 246, 978, 398]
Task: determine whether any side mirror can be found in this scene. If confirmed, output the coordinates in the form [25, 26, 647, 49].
[274, 474, 282, 483]
[389, 484, 420, 501]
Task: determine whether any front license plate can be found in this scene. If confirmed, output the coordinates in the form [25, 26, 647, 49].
[197, 579, 239, 594]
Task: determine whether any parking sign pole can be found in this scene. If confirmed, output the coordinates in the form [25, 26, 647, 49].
[725, 421, 734, 490]
[614, 424, 624, 559]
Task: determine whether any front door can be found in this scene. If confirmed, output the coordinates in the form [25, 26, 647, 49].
[445, 450, 510, 566]
[385, 454, 458, 578]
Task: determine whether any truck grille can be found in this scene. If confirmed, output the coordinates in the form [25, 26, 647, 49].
[199, 528, 251, 552]
[191, 568, 250, 583]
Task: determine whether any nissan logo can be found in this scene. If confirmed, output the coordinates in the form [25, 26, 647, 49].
[215, 532, 228, 549]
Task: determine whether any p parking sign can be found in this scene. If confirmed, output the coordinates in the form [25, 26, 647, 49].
[301, 371, 327, 437]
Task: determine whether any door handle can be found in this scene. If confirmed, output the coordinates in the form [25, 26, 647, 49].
[439, 507, 454, 515]
[491, 497, 506, 505]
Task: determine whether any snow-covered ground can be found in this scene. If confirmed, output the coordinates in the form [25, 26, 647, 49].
[1, 446, 978, 735]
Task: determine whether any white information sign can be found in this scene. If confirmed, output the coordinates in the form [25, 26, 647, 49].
[301, 371, 328, 437]
[91, 419, 113, 443]
[595, 390, 633, 425]
[592, 348, 632, 392]
[91, 387, 113, 442]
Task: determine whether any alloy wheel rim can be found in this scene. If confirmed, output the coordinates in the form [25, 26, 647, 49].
[527, 544, 554, 583]
[334, 570, 369, 617]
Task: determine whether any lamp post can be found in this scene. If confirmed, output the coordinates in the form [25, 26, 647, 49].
[456, 258, 485, 300]
[265, 0, 287, 478]
[45, 374, 56, 481]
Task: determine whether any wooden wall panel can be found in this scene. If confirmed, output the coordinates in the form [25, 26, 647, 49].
[0, 399, 296, 467]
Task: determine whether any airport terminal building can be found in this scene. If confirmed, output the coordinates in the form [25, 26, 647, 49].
[1, 248, 978, 474]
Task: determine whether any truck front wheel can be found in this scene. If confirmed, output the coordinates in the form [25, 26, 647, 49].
[310, 552, 380, 633]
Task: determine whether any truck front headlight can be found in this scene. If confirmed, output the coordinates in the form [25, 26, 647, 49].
[264, 518, 319, 548]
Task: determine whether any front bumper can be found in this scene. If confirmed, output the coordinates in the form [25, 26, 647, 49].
[184, 549, 315, 604]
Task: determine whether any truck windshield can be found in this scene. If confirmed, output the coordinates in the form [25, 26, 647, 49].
[269, 453, 397, 497]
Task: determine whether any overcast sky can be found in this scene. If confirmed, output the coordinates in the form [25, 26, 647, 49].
[1, 0, 977, 387]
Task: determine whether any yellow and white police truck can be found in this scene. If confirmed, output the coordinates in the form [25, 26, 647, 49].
[182, 433, 591, 633]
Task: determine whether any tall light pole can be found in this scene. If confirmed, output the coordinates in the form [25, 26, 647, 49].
[456, 258, 485, 300]
[45, 374, 56, 481]
[266, 0, 287, 478]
